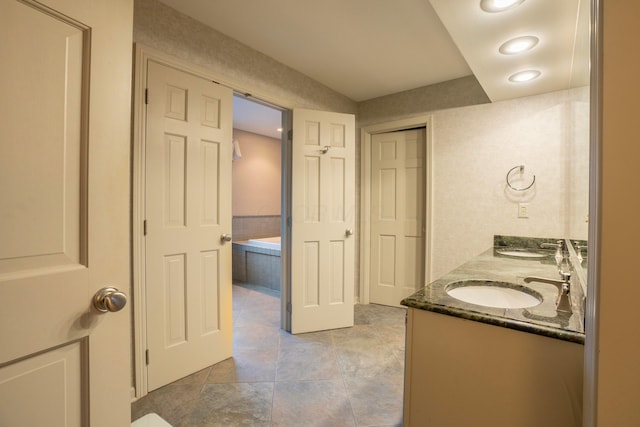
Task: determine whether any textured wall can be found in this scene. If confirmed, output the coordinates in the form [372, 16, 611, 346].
[357, 75, 490, 127]
[134, 0, 356, 114]
[428, 87, 589, 279]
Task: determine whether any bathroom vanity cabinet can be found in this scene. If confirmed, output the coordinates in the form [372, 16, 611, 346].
[401, 237, 586, 427]
[403, 308, 583, 427]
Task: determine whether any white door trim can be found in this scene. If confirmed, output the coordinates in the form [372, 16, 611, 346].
[132, 44, 292, 399]
[359, 116, 434, 305]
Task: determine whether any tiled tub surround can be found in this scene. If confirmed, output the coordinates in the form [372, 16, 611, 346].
[233, 240, 281, 292]
[232, 215, 281, 242]
[401, 235, 586, 344]
[401, 235, 585, 426]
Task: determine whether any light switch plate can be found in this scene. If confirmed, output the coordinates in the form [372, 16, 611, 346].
[518, 203, 529, 218]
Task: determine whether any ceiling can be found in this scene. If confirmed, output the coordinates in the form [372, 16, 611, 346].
[157, 0, 589, 137]
[155, 0, 473, 102]
[233, 95, 283, 140]
[430, 0, 589, 102]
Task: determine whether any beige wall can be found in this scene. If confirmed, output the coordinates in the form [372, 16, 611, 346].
[595, 1, 640, 425]
[232, 129, 282, 216]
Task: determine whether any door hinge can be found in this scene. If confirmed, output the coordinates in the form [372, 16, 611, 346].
[145, 349, 149, 365]
[287, 129, 293, 141]
[287, 302, 292, 313]
[287, 216, 292, 228]
[143, 220, 147, 236]
[144, 88, 148, 104]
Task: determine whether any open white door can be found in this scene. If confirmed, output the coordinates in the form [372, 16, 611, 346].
[290, 108, 355, 334]
[145, 61, 233, 391]
[0, 0, 132, 426]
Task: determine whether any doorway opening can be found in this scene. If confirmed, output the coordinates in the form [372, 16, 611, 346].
[231, 94, 286, 321]
[133, 46, 357, 399]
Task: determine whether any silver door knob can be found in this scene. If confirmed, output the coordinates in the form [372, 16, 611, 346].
[93, 287, 127, 313]
[221, 234, 232, 242]
[345, 229, 354, 237]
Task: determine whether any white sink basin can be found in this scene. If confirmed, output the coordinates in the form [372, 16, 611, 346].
[495, 248, 548, 259]
[446, 280, 542, 309]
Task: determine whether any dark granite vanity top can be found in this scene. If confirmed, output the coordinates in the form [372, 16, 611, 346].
[401, 236, 586, 344]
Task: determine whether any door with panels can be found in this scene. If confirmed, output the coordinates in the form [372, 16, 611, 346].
[290, 108, 356, 334]
[0, 0, 132, 425]
[144, 61, 233, 391]
[370, 129, 426, 307]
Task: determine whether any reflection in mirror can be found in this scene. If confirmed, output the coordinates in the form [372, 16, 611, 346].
[425, 0, 591, 290]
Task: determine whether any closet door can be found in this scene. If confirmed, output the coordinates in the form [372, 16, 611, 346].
[370, 129, 426, 307]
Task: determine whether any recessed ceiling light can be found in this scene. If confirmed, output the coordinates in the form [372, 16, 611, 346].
[508, 70, 541, 83]
[499, 36, 539, 55]
[277, 128, 283, 132]
[480, 0, 525, 13]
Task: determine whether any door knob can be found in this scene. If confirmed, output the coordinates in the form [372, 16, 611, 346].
[93, 287, 127, 313]
[221, 234, 232, 242]
[345, 229, 354, 237]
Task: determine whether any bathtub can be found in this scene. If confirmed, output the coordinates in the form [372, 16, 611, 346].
[247, 236, 281, 251]
[232, 237, 281, 292]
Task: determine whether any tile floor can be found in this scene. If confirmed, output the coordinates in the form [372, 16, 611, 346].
[132, 284, 407, 427]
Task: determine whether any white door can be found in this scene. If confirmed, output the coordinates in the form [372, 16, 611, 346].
[370, 129, 426, 306]
[145, 61, 233, 391]
[0, 0, 132, 426]
[290, 108, 355, 334]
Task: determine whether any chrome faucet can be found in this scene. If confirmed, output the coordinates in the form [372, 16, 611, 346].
[524, 272, 572, 314]
[541, 240, 571, 272]
[540, 239, 566, 259]
[574, 241, 588, 262]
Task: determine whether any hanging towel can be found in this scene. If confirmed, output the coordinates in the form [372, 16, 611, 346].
[232, 139, 242, 161]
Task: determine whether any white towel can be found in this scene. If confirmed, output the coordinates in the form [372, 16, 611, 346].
[232, 139, 242, 161]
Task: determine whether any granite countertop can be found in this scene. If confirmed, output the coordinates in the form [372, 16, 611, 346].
[401, 238, 586, 344]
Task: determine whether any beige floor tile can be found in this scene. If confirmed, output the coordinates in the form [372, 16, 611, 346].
[182, 383, 273, 427]
[132, 284, 406, 426]
[276, 342, 341, 382]
[271, 380, 355, 427]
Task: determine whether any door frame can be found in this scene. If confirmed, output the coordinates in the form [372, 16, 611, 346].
[132, 44, 293, 399]
[359, 116, 434, 304]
